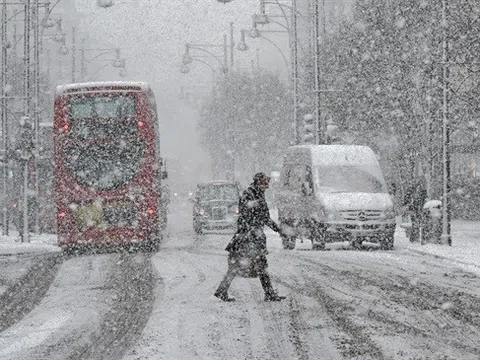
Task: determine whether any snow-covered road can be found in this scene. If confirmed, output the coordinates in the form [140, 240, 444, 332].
[0, 202, 478, 359]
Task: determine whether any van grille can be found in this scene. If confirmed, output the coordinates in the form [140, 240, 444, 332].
[339, 210, 382, 221]
[212, 207, 227, 220]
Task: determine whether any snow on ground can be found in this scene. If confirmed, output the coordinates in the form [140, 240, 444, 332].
[0, 230, 59, 256]
[267, 210, 480, 277]
[0, 215, 479, 275]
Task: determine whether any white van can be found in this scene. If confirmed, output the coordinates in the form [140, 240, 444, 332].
[276, 145, 395, 250]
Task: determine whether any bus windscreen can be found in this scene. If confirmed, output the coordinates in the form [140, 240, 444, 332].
[70, 95, 136, 120]
[64, 94, 146, 190]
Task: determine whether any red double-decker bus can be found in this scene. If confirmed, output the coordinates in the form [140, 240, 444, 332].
[53, 81, 167, 252]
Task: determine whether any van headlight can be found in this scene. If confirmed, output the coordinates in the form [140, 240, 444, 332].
[325, 209, 341, 221]
[382, 208, 396, 220]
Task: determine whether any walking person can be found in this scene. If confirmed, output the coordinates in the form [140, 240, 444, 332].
[403, 178, 428, 243]
[214, 172, 286, 302]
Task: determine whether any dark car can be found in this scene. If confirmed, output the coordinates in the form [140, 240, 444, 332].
[192, 180, 241, 234]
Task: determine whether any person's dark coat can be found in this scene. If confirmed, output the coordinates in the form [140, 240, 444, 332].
[226, 184, 280, 257]
[404, 181, 428, 213]
[403, 180, 428, 242]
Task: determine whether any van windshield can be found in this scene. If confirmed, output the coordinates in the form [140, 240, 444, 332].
[314, 166, 387, 193]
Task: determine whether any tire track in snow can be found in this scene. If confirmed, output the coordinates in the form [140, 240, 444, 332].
[64, 252, 156, 360]
[298, 256, 480, 349]
[276, 253, 480, 359]
[0, 252, 63, 332]
[274, 273, 386, 360]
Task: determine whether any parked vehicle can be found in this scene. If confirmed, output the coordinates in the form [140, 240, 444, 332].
[192, 180, 241, 234]
[276, 145, 396, 250]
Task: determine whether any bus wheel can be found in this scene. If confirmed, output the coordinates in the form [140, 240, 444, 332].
[61, 245, 73, 256]
[194, 224, 203, 235]
[144, 233, 162, 252]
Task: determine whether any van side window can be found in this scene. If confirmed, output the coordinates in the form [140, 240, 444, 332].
[305, 166, 314, 192]
[283, 168, 292, 187]
[288, 166, 305, 192]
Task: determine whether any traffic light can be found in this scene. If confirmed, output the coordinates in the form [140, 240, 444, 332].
[18, 116, 34, 156]
[303, 113, 315, 144]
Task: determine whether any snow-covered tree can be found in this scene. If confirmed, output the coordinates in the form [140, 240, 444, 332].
[199, 69, 291, 180]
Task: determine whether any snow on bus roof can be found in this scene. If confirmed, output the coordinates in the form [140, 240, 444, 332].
[56, 81, 151, 95]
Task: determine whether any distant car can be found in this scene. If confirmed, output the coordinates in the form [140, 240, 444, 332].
[192, 180, 241, 234]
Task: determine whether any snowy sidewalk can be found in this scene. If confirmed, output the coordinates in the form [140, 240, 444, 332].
[268, 209, 480, 276]
[395, 220, 480, 276]
[0, 230, 59, 256]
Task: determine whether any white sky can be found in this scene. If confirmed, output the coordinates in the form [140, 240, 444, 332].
[61, 0, 289, 186]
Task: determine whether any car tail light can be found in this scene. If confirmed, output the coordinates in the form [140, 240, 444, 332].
[147, 208, 156, 216]
[198, 208, 205, 216]
[138, 121, 145, 127]
[59, 212, 67, 218]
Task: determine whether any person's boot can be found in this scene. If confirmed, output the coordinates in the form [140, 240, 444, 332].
[214, 290, 236, 302]
[264, 289, 286, 302]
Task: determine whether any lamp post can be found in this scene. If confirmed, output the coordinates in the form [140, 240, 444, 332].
[441, 0, 452, 246]
[1, 0, 66, 239]
[180, 57, 217, 96]
[182, 33, 235, 179]
[1, 0, 8, 235]
[183, 39, 230, 76]
[252, 0, 305, 145]
[78, 40, 127, 82]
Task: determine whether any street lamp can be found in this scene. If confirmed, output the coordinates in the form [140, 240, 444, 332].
[97, 0, 115, 8]
[52, 19, 66, 44]
[251, 0, 304, 145]
[180, 55, 217, 95]
[237, 30, 249, 52]
[75, 39, 127, 82]
[119, 67, 127, 77]
[180, 64, 190, 74]
[182, 39, 229, 76]
[182, 45, 193, 65]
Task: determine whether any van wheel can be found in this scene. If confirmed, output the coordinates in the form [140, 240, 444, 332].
[281, 235, 295, 250]
[310, 223, 326, 251]
[380, 233, 394, 250]
[193, 222, 203, 234]
[312, 243, 325, 251]
[350, 240, 363, 250]
[279, 219, 295, 250]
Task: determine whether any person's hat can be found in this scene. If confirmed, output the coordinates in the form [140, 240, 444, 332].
[253, 172, 271, 185]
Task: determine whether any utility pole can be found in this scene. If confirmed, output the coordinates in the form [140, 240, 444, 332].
[22, 0, 32, 242]
[223, 33, 234, 180]
[312, 0, 322, 144]
[80, 39, 86, 82]
[1, 0, 8, 235]
[71, 25, 76, 83]
[33, 0, 40, 234]
[292, 0, 299, 144]
[441, 0, 452, 246]
[230, 22, 234, 69]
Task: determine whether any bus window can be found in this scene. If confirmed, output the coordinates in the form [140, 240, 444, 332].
[69, 95, 136, 119]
